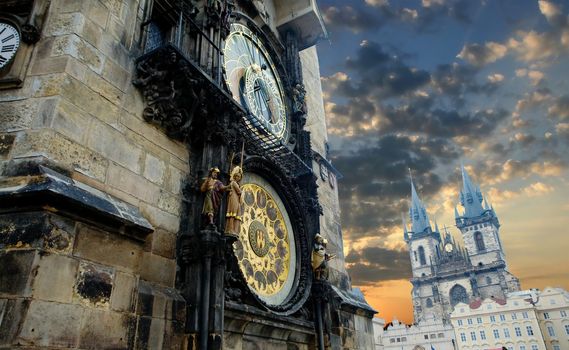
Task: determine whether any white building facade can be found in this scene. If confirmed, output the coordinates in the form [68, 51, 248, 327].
[450, 288, 569, 350]
[382, 317, 456, 350]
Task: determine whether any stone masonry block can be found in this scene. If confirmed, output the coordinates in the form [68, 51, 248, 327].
[157, 191, 181, 215]
[74, 262, 114, 307]
[151, 229, 176, 259]
[86, 0, 110, 28]
[102, 56, 130, 92]
[73, 224, 142, 272]
[11, 130, 109, 182]
[33, 253, 79, 303]
[106, 163, 160, 204]
[61, 75, 119, 125]
[140, 252, 176, 287]
[52, 34, 105, 74]
[0, 250, 37, 297]
[0, 98, 40, 132]
[0, 299, 30, 346]
[52, 98, 91, 143]
[84, 69, 123, 105]
[19, 300, 83, 348]
[143, 152, 166, 185]
[44, 12, 85, 37]
[110, 271, 137, 312]
[78, 309, 136, 349]
[167, 165, 183, 194]
[29, 55, 70, 76]
[87, 120, 142, 173]
[81, 17, 103, 48]
[139, 203, 180, 233]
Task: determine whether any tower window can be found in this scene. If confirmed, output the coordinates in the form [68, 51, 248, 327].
[414, 251, 417, 261]
[449, 284, 469, 307]
[474, 231, 485, 252]
[486, 276, 492, 284]
[418, 246, 426, 265]
[426, 298, 433, 308]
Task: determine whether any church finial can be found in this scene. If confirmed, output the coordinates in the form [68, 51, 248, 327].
[409, 170, 432, 234]
[459, 164, 484, 218]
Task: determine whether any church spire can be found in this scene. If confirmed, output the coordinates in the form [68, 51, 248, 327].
[409, 171, 431, 234]
[459, 165, 484, 218]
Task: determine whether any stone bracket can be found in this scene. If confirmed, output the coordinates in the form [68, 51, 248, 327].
[0, 166, 153, 241]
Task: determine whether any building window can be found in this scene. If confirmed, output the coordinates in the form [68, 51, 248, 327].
[418, 246, 427, 265]
[486, 276, 492, 284]
[500, 314, 506, 321]
[470, 331, 476, 341]
[460, 333, 466, 342]
[401, 337, 407, 342]
[561, 310, 567, 317]
[474, 231, 485, 251]
[490, 315, 496, 322]
[531, 345, 538, 350]
[504, 328, 511, 338]
[520, 346, 526, 350]
[480, 330, 486, 340]
[467, 318, 473, 325]
[477, 317, 482, 324]
[438, 333, 444, 338]
[565, 324, 569, 335]
[553, 345, 560, 350]
[512, 313, 517, 320]
[547, 326, 555, 337]
[426, 298, 433, 308]
[458, 320, 463, 326]
[493, 329, 500, 339]
[430, 334, 436, 339]
[396, 337, 400, 342]
[522, 312, 529, 319]
[515, 327, 522, 337]
[526, 326, 534, 336]
[450, 284, 469, 307]
[390, 338, 395, 343]
[544, 312, 550, 319]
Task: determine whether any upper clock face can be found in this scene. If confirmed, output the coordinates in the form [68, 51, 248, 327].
[445, 243, 454, 253]
[233, 173, 297, 306]
[223, 23, 287, 140]
[0, 23, 20, 69]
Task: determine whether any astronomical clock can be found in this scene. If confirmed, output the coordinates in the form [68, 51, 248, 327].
[220, 19, 312, 315]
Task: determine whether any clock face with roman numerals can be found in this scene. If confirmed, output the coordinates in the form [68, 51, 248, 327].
[0, 23, 20, 69]
[223, 23, 287, 141]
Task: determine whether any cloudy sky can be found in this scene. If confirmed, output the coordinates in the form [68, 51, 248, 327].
[315, 0, 569, 324]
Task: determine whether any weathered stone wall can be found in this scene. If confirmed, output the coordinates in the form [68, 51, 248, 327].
[0, 0, 188, 348]
[300, 46, 350, 289]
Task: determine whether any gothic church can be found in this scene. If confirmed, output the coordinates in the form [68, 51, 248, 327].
[404, 166, 520, 322]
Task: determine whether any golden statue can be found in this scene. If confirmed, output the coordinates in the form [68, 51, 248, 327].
[225, 166, 243, 236]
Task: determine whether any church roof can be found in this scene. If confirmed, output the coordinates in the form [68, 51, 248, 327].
[458, 165, 485, 218]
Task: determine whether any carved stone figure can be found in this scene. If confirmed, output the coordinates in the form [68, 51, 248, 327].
[292, 83, 307, 116]
[200, 167, 224, 226]
[311, 233, 334, 280]
[225, 166, 243, 236]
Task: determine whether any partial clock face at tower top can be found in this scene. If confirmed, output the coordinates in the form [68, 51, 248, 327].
[223, 23, 287, 141]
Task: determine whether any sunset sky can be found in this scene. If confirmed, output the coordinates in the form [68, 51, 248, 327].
[315, 0, 569, 324]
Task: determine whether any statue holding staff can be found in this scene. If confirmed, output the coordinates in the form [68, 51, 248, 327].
[201, 167, 224, 226]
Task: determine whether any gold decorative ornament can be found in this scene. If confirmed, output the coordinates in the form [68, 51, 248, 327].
[233, 181, 293, 301]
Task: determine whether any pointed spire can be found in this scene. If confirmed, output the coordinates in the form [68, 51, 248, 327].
[459, 164, 485, 218]
[409, 170, 432, 234]
[434, 220, 440, 233]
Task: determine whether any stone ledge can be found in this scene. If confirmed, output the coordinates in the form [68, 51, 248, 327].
[0, 165, 153, 240]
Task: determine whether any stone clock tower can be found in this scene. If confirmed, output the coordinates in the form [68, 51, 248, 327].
[0, 0, 374, 349]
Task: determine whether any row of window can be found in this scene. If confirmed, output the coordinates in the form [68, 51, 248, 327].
[457, 312, 530, 326]
[388, 332, 446, 343]
[465, 222, 492, 231]
[459, 326, 535, 342]
[543, 310, 567, 319]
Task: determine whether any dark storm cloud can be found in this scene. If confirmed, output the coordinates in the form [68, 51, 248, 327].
[343, 41, 431, 98]
[431, 63, 502, 99]
[346, 247, 412, 285]
[322, 5, 383, 33]
[332, 135, 459, 238]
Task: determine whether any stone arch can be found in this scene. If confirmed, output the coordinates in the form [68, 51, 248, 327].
[413, 346, 425, 350]
[450, 284, 469, 307]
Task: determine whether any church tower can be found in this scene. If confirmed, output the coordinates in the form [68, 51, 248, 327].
[455, 166, 505, 267]
[404, 179, 441, 279]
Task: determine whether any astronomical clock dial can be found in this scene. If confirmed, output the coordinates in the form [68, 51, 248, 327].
[444, 243, 454, 253]
[0, 22, 20, 69]
[223, 23, 287, 141]
[232, 173, 296, 306]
